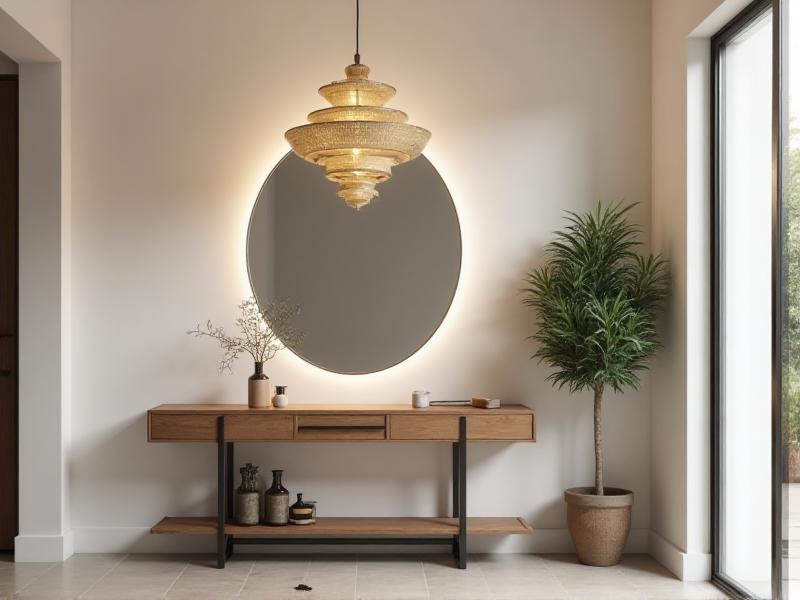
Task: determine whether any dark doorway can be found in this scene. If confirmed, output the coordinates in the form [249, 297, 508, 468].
[0, 75, 18, 551]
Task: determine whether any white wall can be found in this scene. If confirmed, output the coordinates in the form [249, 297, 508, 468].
[649, 0, 760, 581]
[69, 0, 653, 554]
[650, 0, 719, 578]
[0, 0, 72, 562]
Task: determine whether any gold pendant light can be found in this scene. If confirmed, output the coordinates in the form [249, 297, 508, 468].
[284, 0, 431, 210]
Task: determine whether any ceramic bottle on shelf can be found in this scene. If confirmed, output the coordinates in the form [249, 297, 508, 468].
[248, 361, 272, 408]
[234, 463, 260, 526]
[289, 493, 316, 525]
[264, 469, 289, 525]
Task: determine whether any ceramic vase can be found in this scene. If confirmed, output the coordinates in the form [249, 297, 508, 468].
[235, 491, 260, 526]
[273, 385, 289, 408]
[264, 469, 289, 526]
[289, 493, 315, 525]
[248, 362, 272, 408]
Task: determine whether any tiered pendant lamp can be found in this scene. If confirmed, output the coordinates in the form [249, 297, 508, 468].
[284, 0, 431, 209]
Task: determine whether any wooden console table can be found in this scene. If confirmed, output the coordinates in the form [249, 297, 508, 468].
[147, 403, 536, 568]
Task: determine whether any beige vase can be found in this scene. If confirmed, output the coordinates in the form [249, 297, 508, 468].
[565, 487, 633, 566]
[248, 362, 272, 408]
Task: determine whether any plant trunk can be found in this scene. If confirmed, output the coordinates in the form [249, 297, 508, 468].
[594, 383, 604, 496]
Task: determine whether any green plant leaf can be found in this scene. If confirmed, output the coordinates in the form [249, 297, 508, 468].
[522, 202, 670, 395]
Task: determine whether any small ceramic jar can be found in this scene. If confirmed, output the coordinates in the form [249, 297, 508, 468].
[412, 390, 430, 408]
[273, 385, 289, 408]
[289, 493, 316, 525]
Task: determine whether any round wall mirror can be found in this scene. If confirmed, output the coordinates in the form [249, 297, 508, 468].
[247, 152, 461, 374]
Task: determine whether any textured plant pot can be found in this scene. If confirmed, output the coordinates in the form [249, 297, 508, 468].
[565, 487, 633, 566]
[786, 443, 800, 483]
[234, 491, 260, 526]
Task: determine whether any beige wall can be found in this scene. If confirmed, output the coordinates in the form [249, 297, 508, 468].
[69, 0, 653, 554]
[649, 0, 755, 580]
[2, 0, 749, 575]
[0, 0, 69, 59]
[0, 0, 72, 562]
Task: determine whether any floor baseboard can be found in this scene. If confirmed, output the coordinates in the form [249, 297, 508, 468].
[648, 530, 711, 581]
[15, 530, 74, 562]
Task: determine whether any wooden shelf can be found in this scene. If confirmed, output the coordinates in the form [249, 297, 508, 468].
[150, 403, 534, 415]
[151, 516, 532, 537]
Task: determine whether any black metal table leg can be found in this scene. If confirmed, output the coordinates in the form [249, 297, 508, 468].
[452, 442, 460, 517]
[452, 440, 460, 562]
[217, 416, 227, 569]
[226, 443, 234, 520]
[450, 417, 467, 568]
[457, 416, 467, 568]
[226, 442, 234, 558]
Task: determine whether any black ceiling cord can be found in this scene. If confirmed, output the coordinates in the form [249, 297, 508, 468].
[354, 0, 361, 64]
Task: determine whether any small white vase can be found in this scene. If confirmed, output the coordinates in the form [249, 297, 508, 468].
[273, 385, 289, 408]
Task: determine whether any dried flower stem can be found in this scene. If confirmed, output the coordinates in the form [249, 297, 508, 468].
[188, 297, 304, 373]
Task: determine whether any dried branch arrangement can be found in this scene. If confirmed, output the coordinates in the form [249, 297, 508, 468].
[188, 297, 304, 372]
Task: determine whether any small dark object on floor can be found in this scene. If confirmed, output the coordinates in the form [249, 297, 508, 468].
[294, 583, 313, 592]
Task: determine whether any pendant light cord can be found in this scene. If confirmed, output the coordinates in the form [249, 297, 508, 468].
[354, 0, 360, 64]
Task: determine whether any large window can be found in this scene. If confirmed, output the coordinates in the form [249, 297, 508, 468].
[712, 2, 774, 597]
[781, 0, 800, 598]
[713, 0, 800, 598]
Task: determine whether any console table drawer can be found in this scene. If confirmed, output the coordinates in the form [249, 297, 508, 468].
[296, 415, 387, 440]
[390, 414, 535, 441]
[149, 414, 296, 442]
[226, 415, 294, 441]
[468, 415, 534, 440]
[149, 414, 217, 441]
[390, 415, 458, 440]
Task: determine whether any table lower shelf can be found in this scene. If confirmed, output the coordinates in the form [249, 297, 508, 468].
[151, 516, 532, 537]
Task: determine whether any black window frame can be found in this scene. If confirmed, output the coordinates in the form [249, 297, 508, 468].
[710, 1, 784, 599]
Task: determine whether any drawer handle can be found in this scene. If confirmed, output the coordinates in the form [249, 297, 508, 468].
[0, 369, 11, 377]
[298, 425, 385, 431]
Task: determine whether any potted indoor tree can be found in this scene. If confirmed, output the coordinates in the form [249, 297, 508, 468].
[523, 203, 669, 566]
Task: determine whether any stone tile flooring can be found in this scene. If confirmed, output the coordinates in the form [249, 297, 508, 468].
[0, 553, 732, 600]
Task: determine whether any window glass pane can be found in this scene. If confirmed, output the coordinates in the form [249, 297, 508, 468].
[720, 8, 773, 598]
[784, 0, 800, 598]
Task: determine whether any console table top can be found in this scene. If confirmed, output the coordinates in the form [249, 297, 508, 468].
[150, 403, 534, 415]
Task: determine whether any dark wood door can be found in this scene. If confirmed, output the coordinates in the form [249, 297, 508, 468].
[0, 76, 18, 551]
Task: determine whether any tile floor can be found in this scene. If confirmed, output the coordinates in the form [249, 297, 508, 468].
[0, 553, 733, 600]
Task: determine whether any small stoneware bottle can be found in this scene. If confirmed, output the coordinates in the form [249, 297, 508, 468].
[264, 469, 289, 526]
[289, 493, 315, 525]
[273, 385, 289, 408]
[248, 362, 272, 408]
